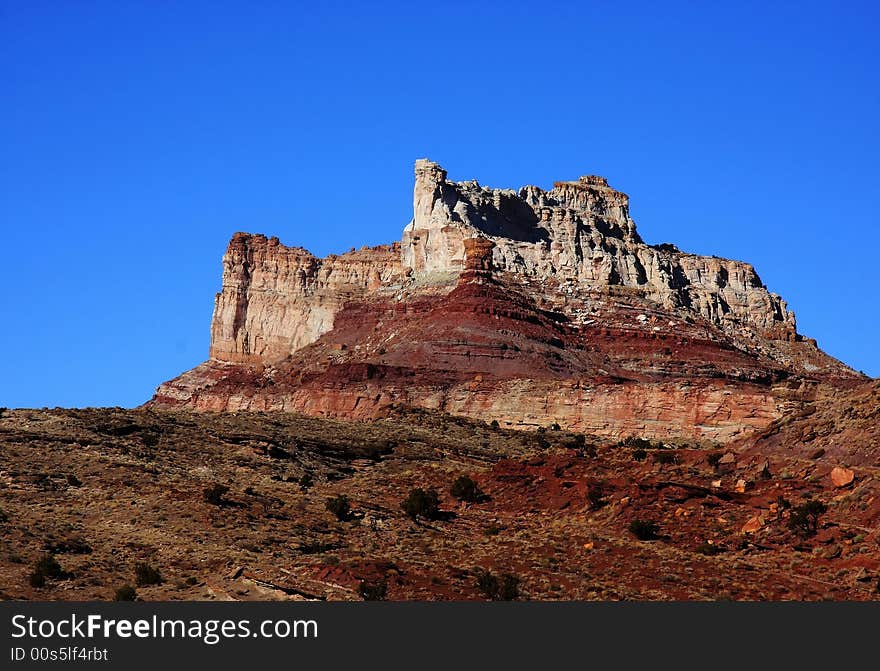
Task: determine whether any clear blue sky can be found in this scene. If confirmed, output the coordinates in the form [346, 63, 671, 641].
[2, 1, 878, 408]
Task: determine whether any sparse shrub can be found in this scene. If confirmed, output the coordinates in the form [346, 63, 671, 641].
[707, 452, 722, 469]
[299, 541, 341, 555]
[498, 573, 520, 600]
[299, 473, 314, 489]
[325, 494, 351, 521]
[451, 476, 483, 503]
[203, 483, 230, 506]
[629, 520, 660, 541]
[475, 569, 498, 599]
[34, 554, 63, 579]
[632, 448, 647, 462]
[134, 562, 163, 586]
[401, 488, 441, 521]
[550, 423, 561, 431]
[46, 537, 92, 555]
[776, 495, 792, 510]
[484, 523, 503, 536]
[114, 585, 137, 601]
[358, 578, 388, 601]
[788, 500, 827, 538]
[475, 569, 520, 600]
[695, 542, 723, 556]
[653, 451, 678, 465]
[579, 443, 598, 459]
[621, 436, 653, 450]
[29, 553, 63, 588]
[0, 508, 8, 523]
[66, 474, 82, 487]
[587, 484, 606, 510]
[490, 419, 500, 429]
[534, 435, 550, 449]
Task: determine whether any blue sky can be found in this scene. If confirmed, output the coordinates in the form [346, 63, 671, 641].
[1, 1, 878, 407]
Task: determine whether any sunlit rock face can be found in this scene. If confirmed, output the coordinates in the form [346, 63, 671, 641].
[403, 159, 795, 338]
[152, 160, 862, 442]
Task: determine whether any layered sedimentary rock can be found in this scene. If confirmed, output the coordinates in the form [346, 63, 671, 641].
[403, 159, 794, 338]
[152, 160, 863, 441]
[210, 234, 403, 362]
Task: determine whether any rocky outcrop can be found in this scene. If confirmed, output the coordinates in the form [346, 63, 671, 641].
[403, 159, 794, 339]
[152, 160, 864, 441]
[209, 234, 404, 363]
[154, 360, 787, 441]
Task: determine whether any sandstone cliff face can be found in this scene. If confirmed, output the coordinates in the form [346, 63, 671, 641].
[210, 233, 404, 363]
[153, 160, 863, 441]
[403, 159, 794, 338]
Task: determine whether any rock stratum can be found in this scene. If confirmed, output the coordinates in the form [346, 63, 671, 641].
[151, 160, 864, 441]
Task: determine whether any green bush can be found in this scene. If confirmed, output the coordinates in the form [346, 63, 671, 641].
[451, 476, 483, 503]
[489, 419, 500, 429]
[632, 448, 647, 462]
[401, 488, 441, 521]
[788, 500, 827, 538]
[629, 520, 660, 541]
[29, 571, 46, 588]
[325, 494, 351, 521]
[114, 585, 137, 601]
[134, 562, 163, 586]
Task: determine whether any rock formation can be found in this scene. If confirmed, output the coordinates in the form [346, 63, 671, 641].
[403, 159, 794, 338]
[209, 234, 404, 363]
[152, 160, 863, 441]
